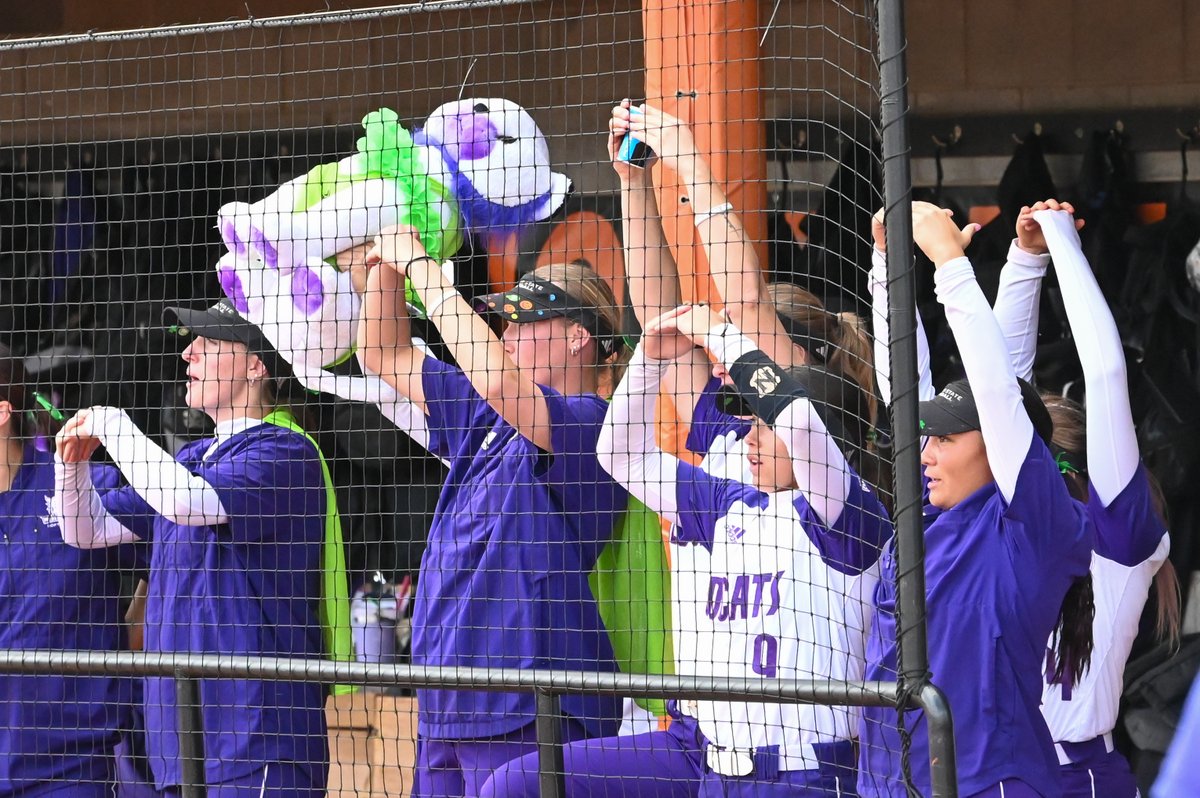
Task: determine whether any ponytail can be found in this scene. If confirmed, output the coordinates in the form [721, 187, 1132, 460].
[828, 311, 878, 430]
[1146, 472, 1183, 649]
[1050, 573, 1096, 686]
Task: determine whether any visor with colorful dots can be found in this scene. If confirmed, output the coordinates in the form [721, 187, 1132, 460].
[472, 274, 618, 358]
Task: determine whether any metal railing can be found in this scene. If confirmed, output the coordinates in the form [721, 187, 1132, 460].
[0, 650, 955, 798]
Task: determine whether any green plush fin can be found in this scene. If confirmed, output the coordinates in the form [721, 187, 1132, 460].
[358, 109, 460, 261]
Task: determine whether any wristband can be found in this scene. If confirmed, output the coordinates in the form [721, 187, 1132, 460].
[694, 202, 734, 228]
[728, 350, 808, 426]
[424, 288, 462, 318]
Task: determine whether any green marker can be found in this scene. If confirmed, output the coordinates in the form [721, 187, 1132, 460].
[32, 392, 65, 422]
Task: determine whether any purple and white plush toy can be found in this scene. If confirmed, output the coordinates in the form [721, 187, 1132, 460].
[215, 98, 571, 371]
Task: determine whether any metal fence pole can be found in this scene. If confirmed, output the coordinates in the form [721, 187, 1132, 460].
[535, 689, 566, 798]
[876, 0, 958, 795]
[175, 673, 207, 798]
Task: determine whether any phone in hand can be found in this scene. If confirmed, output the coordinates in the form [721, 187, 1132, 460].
[617, 105, 655, 169]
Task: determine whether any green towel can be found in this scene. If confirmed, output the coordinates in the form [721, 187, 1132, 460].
[264, 409, 355, 696]
[590, 496, 674, 717]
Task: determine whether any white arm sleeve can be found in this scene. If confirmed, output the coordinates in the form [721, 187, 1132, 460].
[596, 346, 682, 523]
[291, 362, 444, 463]
[1036, 209, 1139, 504]
[870, 247, 935, 405]
[53, 457, 141, 549]
[706, 324, 852, 526]
[90, 406, 229, 526]
[992, 240, 1050, 381]
[936, 259, 1033, 502]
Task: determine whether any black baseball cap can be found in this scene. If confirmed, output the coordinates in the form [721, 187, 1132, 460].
[473, 274, 618, 358]
[163, 299, 293, 380]
[919, 377, 1053, 443]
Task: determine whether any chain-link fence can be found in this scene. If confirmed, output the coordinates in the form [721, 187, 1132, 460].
[0, 2, 953, 796]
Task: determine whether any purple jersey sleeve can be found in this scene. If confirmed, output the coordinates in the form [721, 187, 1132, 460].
[1001, 437, 1094, 571]
[686, 377, 751, 456]
[791, 475, 892, 575]
[198, 428, 325, 543]
[89, 462, 152, 572]
[538, 387, 626, 561]
[674, 461, 768, 551]
[422, 357, 488, 460]
[94, 467, 158, 543]
[1087, 464, 1166, 567]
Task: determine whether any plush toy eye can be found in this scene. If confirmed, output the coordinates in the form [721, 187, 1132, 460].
[497, 134, 517, 144]
[473, 103, 489, 114]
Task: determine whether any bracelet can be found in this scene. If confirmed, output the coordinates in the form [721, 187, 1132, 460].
[693, 202, 734, 228]
[424, 288, 462, 318]
[405, 255, 442, 274]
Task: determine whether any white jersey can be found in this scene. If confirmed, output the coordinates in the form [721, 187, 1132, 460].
[676, 472, 883, 768]
[1042, 467, 1170, 743]
[671, 464, 885, 771]
[1042, 541, 1169, 743]
[668, 422, 751, 681]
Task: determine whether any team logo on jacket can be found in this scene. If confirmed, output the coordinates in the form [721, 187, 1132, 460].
[41, 495, 59, 530]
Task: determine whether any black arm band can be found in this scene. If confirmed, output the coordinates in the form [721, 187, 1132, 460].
[728, 350, 808, 426]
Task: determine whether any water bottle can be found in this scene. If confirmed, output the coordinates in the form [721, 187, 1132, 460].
[351, 572, 399, 671]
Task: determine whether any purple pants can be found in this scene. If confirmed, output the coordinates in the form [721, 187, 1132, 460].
[9, 784, 115, 798]
[697, 739, 857, 797]
[964, 780, 1043, 798]
[415, 718, 592, 798]
[480, 715, 705, 798]
[1058, 738, 1138, 798]
[115, 730, 164, 798]
[159, 761, 325, 798]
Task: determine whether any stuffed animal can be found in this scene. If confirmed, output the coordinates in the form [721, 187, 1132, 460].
[215, 98, 570, 370]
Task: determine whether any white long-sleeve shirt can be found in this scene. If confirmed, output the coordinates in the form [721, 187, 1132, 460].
[55, 409, 248, 549]
[935, 258, 1035, 502]
[869, 247, 935, 406]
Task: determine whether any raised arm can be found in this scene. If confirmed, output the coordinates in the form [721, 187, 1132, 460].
[608, 101, 710, 426]
[596, 345, 684, 523]
[916, 206, 1031, 501]
[610, 100, 682, 326]
[355, 253, 428, 411]
[868, 209, 934, 405]
[53, 458, 141, 549]
[291, 363, 441, 463]
[1035, 207, 1137, 504]
[369, 225, 556, 452]
[632, 105, 800, 369]
[991, 200, 1081, 380]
